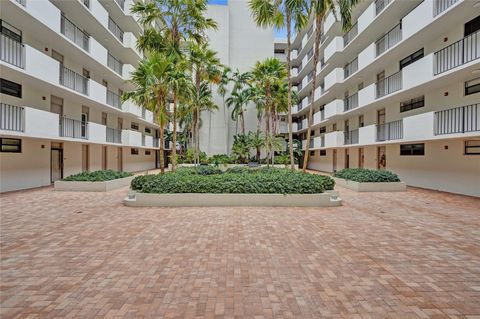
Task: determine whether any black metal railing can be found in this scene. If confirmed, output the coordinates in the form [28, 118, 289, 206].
[114, 0, 125, 10]
[107, 53, 123, 75]
[320, 135, 325, 147]
[0, 103, 24, 132]
[14, 0, 26, 6]
[434, 104, 479, 135]
[343, 23, 358, 47]
[107, 90, 121, 108]
[344, 129, 359, 145]
[309, 138, 314, 148]
[375, 0, 391, 15]
[434, 30, 479, 75]
[376, 22, 402, 57]
[108, 17, 124, 42]
[377, 120, 403, 141]
[82, 0, 90, 9]
[344, 57, 358, 78]
[376, 71, 402, 98]
[59, 65, 89, 95]
[433, 0, 459, 16]
[106, 127, 122, 143]
[0, 33, 25, 68]
[153, 138, 159, 148]
[297, 121, 303, 130]
[344, 92, 359, 112]
[61, 15, 89, 51]
[60, 117, 88, 139]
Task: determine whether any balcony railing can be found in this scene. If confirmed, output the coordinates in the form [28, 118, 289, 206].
[107, 53, 123, 75]
[375, 0, 392, 15]
[376, 22, 402, 57]
[141, 107, 146, 119]
[0, 33, 25, 68]
[377, 120, 403, 141]
[434, 104, 479, 135]
[343, 23, 358, 47]
[433, 30, 479, 75]
[376, 71, 402, 98]
[82, 0, 90, 9]
[0, 103, 24, 132]
[344, 92, 359, 112]
[344, 129, 359, 145]
[153, 138, 159, 148]
[320, 135, 325, 148]
[433, 0, 459, 16]
[344, 57, 358, 78]
[114, 0, 125, 10]
[297, 121, 303, 130]
[61, 15, 90, 51]
[60, 117, 88, 139]
[107, 90, 121, 109]
[106, 127, 122, 143]
[14, 0, 26, 6]
[108, 17, 124, 42]
[307, 48, 313, 61]
[59, 65, 89, 95]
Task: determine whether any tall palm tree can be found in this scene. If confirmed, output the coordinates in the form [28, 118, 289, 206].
[225, 89, 250, 135]
[217, 66, 232, 152]
[249, 0, 309, 170]
[123, 52, 173, 174]
[302, 0, 359, 172]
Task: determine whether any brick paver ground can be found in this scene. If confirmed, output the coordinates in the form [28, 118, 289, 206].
[1, 184, 479, 319]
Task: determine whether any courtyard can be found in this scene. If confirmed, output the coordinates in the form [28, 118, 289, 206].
[1, 185, 479, 319]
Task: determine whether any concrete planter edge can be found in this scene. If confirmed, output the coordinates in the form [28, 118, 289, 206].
[54, 176, 135, 192]
[333, 177, 406, 192]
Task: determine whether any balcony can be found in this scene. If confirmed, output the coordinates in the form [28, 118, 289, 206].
[0, 33, 24, 69]
[344, 93, 359, 112]
[1, 104, 61, 139]
[107, 90, 121, 109]
[376, 22, 402, 57]
[343, 58, 358, 79]
[344, 129, 359, 145]
[325, 131, 344, 148]
[60, 117, 88, 139]
[107, 53, 123, 75]
[106, 127, 122, 143]
[376, 71, 402, 98]
[343, 23, 358, 47]
[324, 100, 344, 119]
[290, 49, 297, 60]
[433, 30, 480, 75]
[153, 138, 159, 148]
[14, 0, 26, 6]
[108, 17, 124, 42]
[114, 0, 125, 10]
[59, 65, 89, 95]
[375, 0, 392, 15]
[434, 104, 479, 135]
[433, 0, 459, 16]
[376, 120, 403, 142]
[61, 15, 90, 52]
[0, 103, 24, 132]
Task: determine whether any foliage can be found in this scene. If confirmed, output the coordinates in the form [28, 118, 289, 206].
[131, 168, 334, 194]
[63, 170, 132, 182]
[334, 168, 401, 183]
[208, 154, 232, 166]
[178, 149, 207, 164]
[274, 154, 290, 165]
[231, 134, 251, 164]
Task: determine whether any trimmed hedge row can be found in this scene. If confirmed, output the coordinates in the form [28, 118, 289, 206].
[131, 167, 334, 194]
[63, 170, 133, 182]
[333, 168, 400, 183]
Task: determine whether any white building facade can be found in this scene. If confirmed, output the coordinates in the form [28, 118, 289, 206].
[290, 0, 480, 197]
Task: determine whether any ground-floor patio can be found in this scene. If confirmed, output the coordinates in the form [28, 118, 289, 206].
[1, 184, 479, 318]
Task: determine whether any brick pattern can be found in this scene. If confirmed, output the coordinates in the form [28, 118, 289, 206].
[1, 185, 479, 318]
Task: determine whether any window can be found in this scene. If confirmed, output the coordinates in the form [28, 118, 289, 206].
[359, 115, 364, 128]
[464, 15, 480, 37]
[400, 143, 424, 156]
[145, 150, 151, 155]
[399, 48, 424, 70]
[465, 140, 480, 155]
[131, 122, 139, 130]
[145, 127, 151, 134]
[309, 150, 315, 156]
[320, 150, 326, 156]
[319, 126, 326, 134]
[1, 20, 22, 42]
[0, 138, 21, 153]
[400, 96, 425, 113]
[274, 48, 285, 54]
[465, 78, 480, 96]
[0, 78, 22, 98]
[130, 148, 139, 155]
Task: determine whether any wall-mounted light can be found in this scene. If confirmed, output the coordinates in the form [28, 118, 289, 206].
[444, 92, 449, 96]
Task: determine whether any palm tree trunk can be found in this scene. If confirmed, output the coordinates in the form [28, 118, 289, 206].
[159, 124, 165, 174]
[241, 111, 245, 135]
[302, 16, 322, 173]
[286, 12, 295, 170]
[172, 94, 177, 172]
[195, 72, 201, 166]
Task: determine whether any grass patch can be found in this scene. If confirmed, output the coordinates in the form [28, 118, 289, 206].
[63, 170, 133, 182]
[333, 168, 400, 183]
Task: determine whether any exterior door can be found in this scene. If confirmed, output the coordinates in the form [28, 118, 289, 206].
[332, 149, 337, 172]
[82, 144, 89, 172]
[50, 148, 63, 182]
[358, 148, 364, 168]
[377, 108, 386, 125]
[377, 146, 386, 170]
[376, 71, 385, 95]
[102, 146, 107, 170]
[344, 149, 350, 169]
[117, 147, 123, 171]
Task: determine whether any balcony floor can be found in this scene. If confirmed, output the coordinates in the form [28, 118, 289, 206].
[1, 181, 479, 318]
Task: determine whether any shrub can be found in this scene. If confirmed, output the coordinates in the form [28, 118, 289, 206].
[63, 170, 132, 182]
[131, 168, 334, 194]
[208, 154, 232, 166]
[333, 168, 400, 183]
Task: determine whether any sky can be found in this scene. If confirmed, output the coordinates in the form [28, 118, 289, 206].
[207, 0, 287, 38]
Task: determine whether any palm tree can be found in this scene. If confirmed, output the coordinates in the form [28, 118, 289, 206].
[123, 52, 173, 174]
[249, 0, 309, 170]
[302, 0, 359, 172]
[225, 89, 250, 135]
[217, 67, 232, 150]
[247, 131, 264, 162]
[231, 134, 250, 164]
[263, 133, 284, 166]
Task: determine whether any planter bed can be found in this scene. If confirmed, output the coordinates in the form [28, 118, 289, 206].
[333, 177, 406, 192]
[55, 176, 135, 192]
[170, 163, 300, 171]
[124, 192, 341, 207]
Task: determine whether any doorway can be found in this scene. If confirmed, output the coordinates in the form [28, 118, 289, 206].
[102, 146, 107, 170]
[50, 145, 63, 183]
[377, 146, 386, 170]
[344, 149, 350, 169]
[358, 148, 364, 168]
[81, 106, 89, 139]
[332, 149, 337, 172]
[117, 147, 123, 171]
[377, 108, 386, 125]
[82, 144, 89, 172]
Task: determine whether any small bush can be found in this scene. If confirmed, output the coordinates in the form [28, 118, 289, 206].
[208, 154, 232, 166]
[334, 168, 400, 183]
[63, 170, 132, 182]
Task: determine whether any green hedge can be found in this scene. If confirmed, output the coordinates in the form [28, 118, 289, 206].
[63, 170, 133, 182]
[131, 167, 334, 194]
[333, 168, 400, 183]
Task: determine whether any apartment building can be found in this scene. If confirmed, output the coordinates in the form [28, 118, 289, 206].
[290, 0, 480, 197]
[0, 0, 163, 192]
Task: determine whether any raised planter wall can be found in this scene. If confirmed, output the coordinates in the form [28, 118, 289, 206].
[333, 177, 406, 192]
[169, 164, 300, 170]
[54, 176, 135, 192]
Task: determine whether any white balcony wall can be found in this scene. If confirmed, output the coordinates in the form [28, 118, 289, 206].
[324, 37, 343, 62]
[90, 38, 108, 66]
[290, 49, 297, 60]
[301, 33, 308, 49]
[122, 64, 135, 80]
[324, 131, 344, 148]
[122, 100, 142, 118]
[123, 32, 141, 57]
[122, 130, 142, 147]
[357, 2, 375, 35]
[301, 76, 309, 90]
[358, 43, 376, 70]
[313, 136, 322, 149]
[25, 46, 60, 85]
[88, 122, 107, 142]
[145, 135, 153, 148]
[27, 0, 61, 34]
[313, 111, 322, 125]
[314, 85, 323, 100]
[324, 11, 336, 34]
[358, 125, 376, 145]
[24, 107, 60, 139]
[402, 0, 434, 40]
[324, 99, 343, 119]
[292, 68, 298, 77]
[358, 84, 375, 108]
[145, 109, 154, 123]
[90, 0, 109, 29]
[324, 68, 343, 91]
[403, 54, 434, 90]
[89, 80, 107, 105]
[403, 112, 435, 141]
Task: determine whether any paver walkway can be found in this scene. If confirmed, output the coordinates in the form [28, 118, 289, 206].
[1, 185, 479, 318]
